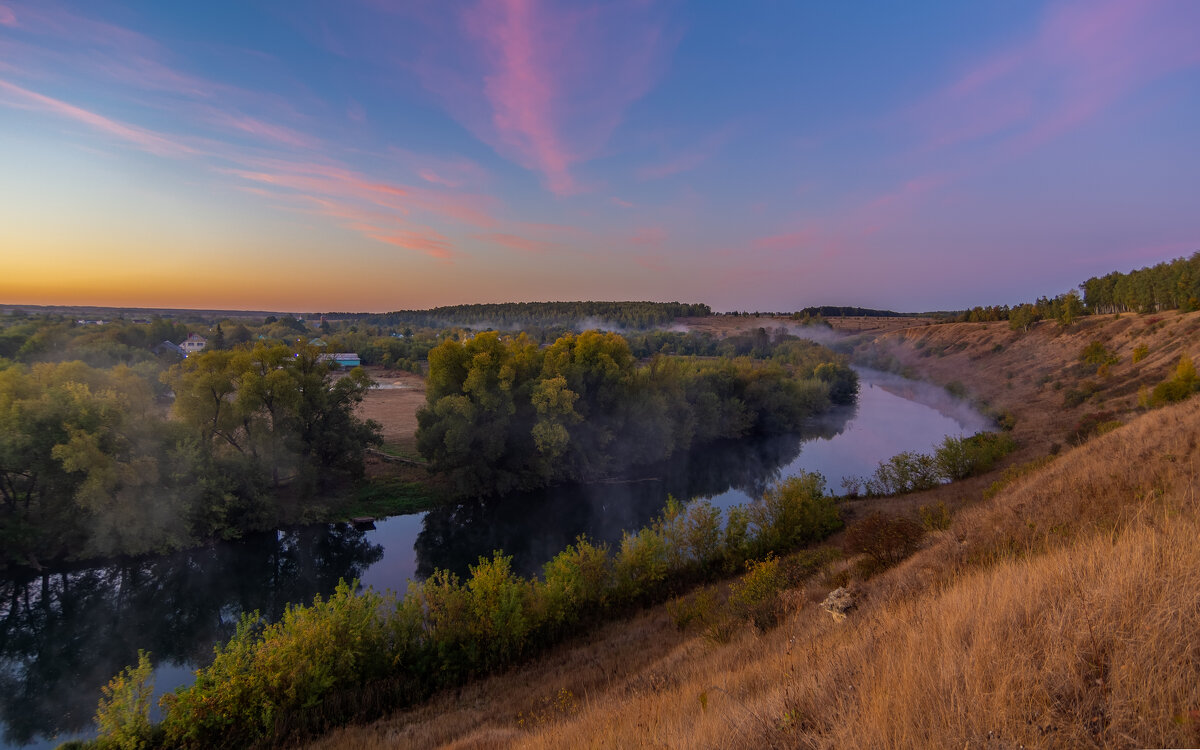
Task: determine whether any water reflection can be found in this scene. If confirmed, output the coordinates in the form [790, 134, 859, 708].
[0, 526, 382, 748]
[414, 401, 856, 578]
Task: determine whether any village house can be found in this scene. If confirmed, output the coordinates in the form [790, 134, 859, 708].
[318, 352, 362, 368]
[179, 333, 207, 355]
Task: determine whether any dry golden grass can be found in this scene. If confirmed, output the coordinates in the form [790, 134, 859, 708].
[310, 391, 1200, 750]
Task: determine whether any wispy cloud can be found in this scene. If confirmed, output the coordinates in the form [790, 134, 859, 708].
[910, 0, 1200, 155]
[637, 126, 735, 181]
[472, 231, 557, 254]
[0, 78, 194, 156]
[0, 5, 17, 27]
[414, 0, 677, 195]
[630, 226, 667, 248]
[609, 196, 634, 209]
[363, 229, 454, 260]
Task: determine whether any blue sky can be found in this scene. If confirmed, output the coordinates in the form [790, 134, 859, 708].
[1, 0, 1198, 312]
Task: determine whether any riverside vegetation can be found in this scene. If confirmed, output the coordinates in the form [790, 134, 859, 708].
[415, 329, 857, 496]
[82, 474, 845, 749]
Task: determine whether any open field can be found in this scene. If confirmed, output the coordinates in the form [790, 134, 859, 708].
[355, 368, 427, 450]
[306, 311, 1200, 749]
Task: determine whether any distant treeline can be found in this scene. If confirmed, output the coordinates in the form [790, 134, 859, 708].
[416, 330, 857, 497]
[0, 345, 379, 568]
[960, 252, 1200, 327]
[325, 301, 713, 331]
[794, 306, 941, 319]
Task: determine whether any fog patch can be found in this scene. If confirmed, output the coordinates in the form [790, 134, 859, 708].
[856, 367, 994, 434]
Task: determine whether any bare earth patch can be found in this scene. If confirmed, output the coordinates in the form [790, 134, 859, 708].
[355, 368, 426, 450]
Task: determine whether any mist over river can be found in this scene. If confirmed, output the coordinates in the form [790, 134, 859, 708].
[0, 369, 985, 748]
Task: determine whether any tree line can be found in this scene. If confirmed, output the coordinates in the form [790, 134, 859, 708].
[329, 301, 713, 331]
[415, 330, 857, 497]
[0, 344, 379, 568]
[956, 252, 1200, 329]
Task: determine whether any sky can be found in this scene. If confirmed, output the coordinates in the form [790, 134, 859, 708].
[1, 0, 1198, 313]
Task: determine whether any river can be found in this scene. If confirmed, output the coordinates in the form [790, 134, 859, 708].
[0, 368, 987, 749]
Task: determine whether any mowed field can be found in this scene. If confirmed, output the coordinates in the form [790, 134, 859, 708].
[354, 368, 426, 449]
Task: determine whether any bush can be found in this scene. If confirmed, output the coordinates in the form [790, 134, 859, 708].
[538, 536, 612, 630]
[918, 502, 952, 531]
[1063, 380, 1101, 408]
[844, 512, 925, 568]
[727, 556, 787, 631]
[748, 473, 842, 556]
[1148, 355, 1199, 407]
[1066, 411, 1120, 445]
[862, 451, 941, 495]
[160, 581, 395, 748]
[666, 586, 720, 632]
[1132, 344, 1149, 363]
[95, 650, 156, 750]
[1079, 341, 1118, 372]
[613, 526, 670, 600]
[934, 432, 1017, 480]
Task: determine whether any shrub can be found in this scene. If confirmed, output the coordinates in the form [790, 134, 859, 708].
[613, 526, 670, 600]
[844, 512, 925, 569]
[1063, 380, 1101, 408]
[918, 501, 952, 531]
[1066, 411, 1120, 446]
[95, 650, 155, 750]
[1079, 341, 1118, 372]
[862, 451, 941, 495]
[1132, 344, 1149, 363]
[934, 432, 1017, 480]
[747, 473, 842, 556]
[727, 556, 787, 631]
[666, 586, 720, 632]
[944, 381, 968, 399]
[465, 554, 534, 668]
[1148, 355, 1199, 407]
[722, 505, 752, 572]
[538, 536, 612, 629]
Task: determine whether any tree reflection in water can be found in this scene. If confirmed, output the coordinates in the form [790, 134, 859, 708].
[415, 402, 855, 578]
[0, 525, 382, 748]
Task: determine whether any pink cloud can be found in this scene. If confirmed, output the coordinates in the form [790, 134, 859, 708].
[415, 0, 677, 195]
[752, 230, 814, 253]
[609, 197, 634, 209]
[203, 110, 316, 149]
[364, 229, 455, 260]
[0, 78, 193, 156]
[637, 128, 734, 182]
[912, 0, 1200, 155]
[472, 232, 556, 254]
[630, 226, 667, 248]
[0, 5, 17, 27]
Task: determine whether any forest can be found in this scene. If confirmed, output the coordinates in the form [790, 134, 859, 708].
[331, 300, 712, 331]
[415, 330, 857, 497]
